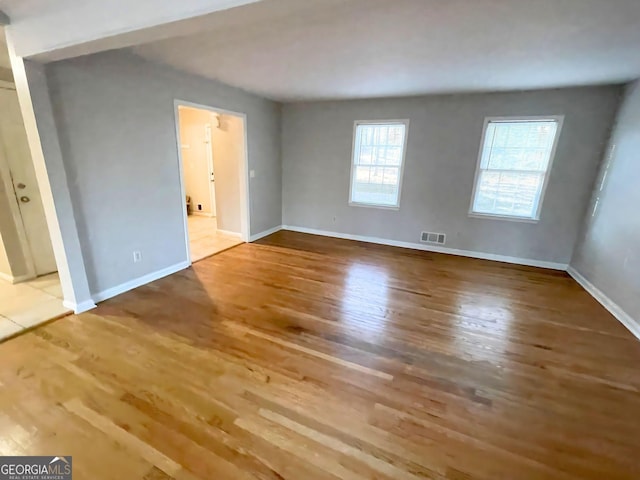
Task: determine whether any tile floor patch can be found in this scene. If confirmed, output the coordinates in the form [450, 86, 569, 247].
[0, 273, 71, 342]
[0, 317, 23, 341]
[188, 216, 243, 262]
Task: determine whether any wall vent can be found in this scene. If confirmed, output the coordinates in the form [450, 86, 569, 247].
[420, 231, 446, 245]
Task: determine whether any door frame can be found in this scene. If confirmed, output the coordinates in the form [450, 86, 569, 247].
[204, 122, 217, 217]
[173, 99, 251, 264]
[0, 80, 37, 282]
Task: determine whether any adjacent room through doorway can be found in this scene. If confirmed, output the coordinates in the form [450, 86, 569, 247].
[176, 103, 248, 262]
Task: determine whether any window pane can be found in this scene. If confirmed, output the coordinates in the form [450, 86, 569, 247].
[473, 119, 559, 219]
[354, 165, 371, 183]
[382, 167, 399, 185]
[351, 123, 407, 207]
[484, 146, 552, 171]
[358, 146, 374, 165]
[378, 126, 388, 145]
[481, 121, 557, 170]
[384, 146, 402, 166]
[388, 126, 404, 146]
[473, 171, 545, 218]
[352, 179, 399, 206]
[361, 126, 373, 145]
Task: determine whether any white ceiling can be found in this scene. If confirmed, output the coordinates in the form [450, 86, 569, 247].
[133, 0, 640, 101]
[0, 0, 75, 21]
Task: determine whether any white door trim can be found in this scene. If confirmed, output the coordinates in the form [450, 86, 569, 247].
[173, 99, 251, 265]
[204, 122, 217, 217]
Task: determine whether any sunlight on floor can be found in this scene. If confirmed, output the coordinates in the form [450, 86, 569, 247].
[188, 215, 243, 262]
[0, 273, 70, 341]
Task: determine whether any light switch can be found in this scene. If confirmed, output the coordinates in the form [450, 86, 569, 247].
[250, 170, 256, 178]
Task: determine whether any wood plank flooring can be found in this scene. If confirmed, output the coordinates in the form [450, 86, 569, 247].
[1, 231, 639, 479]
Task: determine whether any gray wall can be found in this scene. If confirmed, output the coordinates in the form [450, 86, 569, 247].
[282, 87, 621, 264]
[47, 50, 281, 295]
[571, 81, 640, 321]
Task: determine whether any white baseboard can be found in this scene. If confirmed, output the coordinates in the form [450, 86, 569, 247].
[217, 229, 242, 239]
[0, 271, 36, 284]
[92, 260, 191, 304]
[63, 299, 97, 314]
[250, 225, 283, 242]
[567, 266, 640, 341]
[281, 225, 568, 270]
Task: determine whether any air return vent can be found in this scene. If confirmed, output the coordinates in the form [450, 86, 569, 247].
[420, 231, 446, 245]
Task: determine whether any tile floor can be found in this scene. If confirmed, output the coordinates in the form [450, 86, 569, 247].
[188, 215, 243, 262]
[0, 273, 71, 342]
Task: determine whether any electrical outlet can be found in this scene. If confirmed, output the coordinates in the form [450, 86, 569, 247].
[197, 204, 203, 211]
[133, 251, 142, 263]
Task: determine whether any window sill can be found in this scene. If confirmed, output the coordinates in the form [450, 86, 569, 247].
[468, 212, 539, 224]
[349, 201, 400, 211]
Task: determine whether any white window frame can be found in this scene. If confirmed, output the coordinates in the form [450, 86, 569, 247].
[468, 115, 564, 223]
[348, 119, 410, 210]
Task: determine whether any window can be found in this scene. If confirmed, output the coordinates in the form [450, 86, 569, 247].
[470, 116, 563, 221]
[349, 120, 409, 209]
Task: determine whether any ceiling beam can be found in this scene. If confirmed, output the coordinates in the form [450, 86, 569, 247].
[5, 0, 262, 61]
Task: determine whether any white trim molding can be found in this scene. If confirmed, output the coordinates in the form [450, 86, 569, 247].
[92, 261, 190, 304]
[249, 225, 283, 242]
[567, 266, 640, 341]
[63, 299, 97, 314]
[0, 271, 36, 284]
[281, 225, 568, 270]
[217, 229, 243, 239]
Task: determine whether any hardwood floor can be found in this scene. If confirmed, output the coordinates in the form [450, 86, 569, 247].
[1, 231, 639, 479]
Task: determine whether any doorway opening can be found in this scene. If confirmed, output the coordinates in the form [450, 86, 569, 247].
[175, 101, 250, 263]
[0, 75, 69, 341]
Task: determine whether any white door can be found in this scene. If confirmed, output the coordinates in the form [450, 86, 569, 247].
[204, 123, 217, 217]
[0, 86, 57, 275]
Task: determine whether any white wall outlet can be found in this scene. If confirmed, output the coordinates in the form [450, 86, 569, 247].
[133, 251, 142, 263]
[250, 169, 256, 178]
